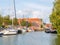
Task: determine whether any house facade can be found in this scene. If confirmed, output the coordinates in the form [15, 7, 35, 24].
[18, 18, 43, 30]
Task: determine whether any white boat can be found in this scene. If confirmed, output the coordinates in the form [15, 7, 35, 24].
[21, 29, 26, 33]
[1, 28, 17, 35]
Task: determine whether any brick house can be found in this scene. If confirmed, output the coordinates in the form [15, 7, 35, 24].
[18, 18, 43, 30]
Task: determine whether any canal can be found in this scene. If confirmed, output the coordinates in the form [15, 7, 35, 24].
[0, 31, 60, 45]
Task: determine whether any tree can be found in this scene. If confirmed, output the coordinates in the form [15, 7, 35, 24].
[20, 20, 31, 27]
[20, 20, 27, 26]
[26, 21, 31, 27]
[50, 0, 60, 34]
[0, 15, 3, 26]
[3, 15, 12, 25]
[13, 18, 18, 25]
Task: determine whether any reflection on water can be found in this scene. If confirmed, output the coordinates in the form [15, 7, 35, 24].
[0, 31, 58, 45]
[55, 35, 60, 45]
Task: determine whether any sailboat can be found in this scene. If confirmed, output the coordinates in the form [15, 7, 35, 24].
[0, 0, 18, 35]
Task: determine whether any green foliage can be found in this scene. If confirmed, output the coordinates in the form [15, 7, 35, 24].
[26, 22, 31, 27]
[0, 15, 3, 26]
[50, 0, 60, 34]
[20, 20, 31, 27]
[20, 20, 27, 26]
[3, 15, 12, 25]
[13, 18, 18, 25]
[0, 15, 18, 26]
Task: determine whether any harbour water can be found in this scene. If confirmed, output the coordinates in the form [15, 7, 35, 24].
[0, 31, 59, 45]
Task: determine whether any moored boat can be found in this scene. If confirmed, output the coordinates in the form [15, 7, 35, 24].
[0, 32, 4, 37]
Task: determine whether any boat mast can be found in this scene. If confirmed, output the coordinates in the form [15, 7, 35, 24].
[11, 0, 16, 27]
[13, 0, 16, 19]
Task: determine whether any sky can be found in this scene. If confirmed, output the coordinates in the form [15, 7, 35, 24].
[0, 0, 54, 23]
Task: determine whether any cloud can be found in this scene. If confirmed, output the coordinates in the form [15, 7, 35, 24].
[0, 0, 54, 23]
[0, 8, 1, 10]
[17, 10, 44, 18]
[0, 7, 15, 17]
[39, 0, 54, 2]
[0, 8, 2, 13]
[31, 11, 44, 18]
[16, 10, 31, 18]
[24, 2, 53, 11]
[23, 2, 53, 18]
[16, 9, 51, 23]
